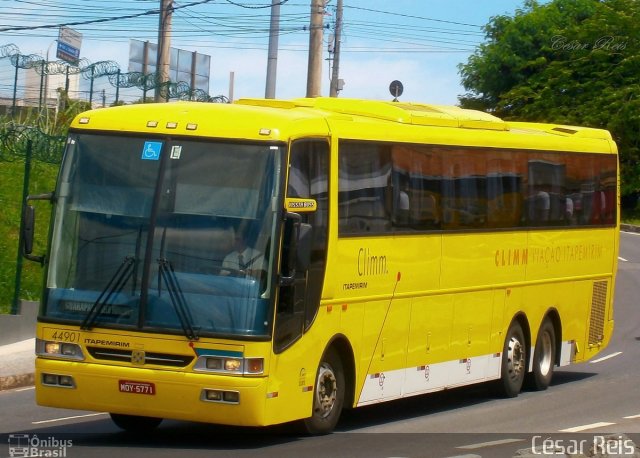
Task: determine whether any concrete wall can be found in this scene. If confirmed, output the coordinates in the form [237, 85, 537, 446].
[0, 301, 38, 345]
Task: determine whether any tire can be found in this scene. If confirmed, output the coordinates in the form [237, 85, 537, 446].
[497, 321, 526, 398]
[302, 349, 345, 435]
[110, 413, 163, 432]
[527, 318, 556, 391]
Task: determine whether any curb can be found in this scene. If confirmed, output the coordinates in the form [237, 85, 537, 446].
[621, 224, 640, 233]
[0, 372, 35, 391]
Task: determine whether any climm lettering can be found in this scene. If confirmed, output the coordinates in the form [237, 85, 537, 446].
[358, 248, 388, 276]
[495, 248, 529, 267]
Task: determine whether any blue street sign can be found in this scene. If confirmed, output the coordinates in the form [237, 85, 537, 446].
[56, 41, 80, 64]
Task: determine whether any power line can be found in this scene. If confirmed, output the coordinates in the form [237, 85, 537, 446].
[0, 0, 216, 32]
[223, 0, 289, 9]
[344, 5, 482, 28]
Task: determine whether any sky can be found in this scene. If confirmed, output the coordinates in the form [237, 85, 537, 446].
[0, 0, 530, 105]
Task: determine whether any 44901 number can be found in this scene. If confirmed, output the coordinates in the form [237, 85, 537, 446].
[49, 330, 81, 342]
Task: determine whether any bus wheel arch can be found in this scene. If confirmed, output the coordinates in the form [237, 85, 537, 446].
[302, 335, 354, 435]
[327, 335, 356, 409]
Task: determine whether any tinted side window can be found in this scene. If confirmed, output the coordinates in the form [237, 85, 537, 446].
[338, 142, 392, 234]
[337, 140, 617, 236]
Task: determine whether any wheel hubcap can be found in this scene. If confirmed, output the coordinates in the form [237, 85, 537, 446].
[507, 335, 525, 382]
[315, 363, 337, 418]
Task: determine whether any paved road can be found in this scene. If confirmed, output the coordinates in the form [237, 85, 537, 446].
[1, 232, 639, 458]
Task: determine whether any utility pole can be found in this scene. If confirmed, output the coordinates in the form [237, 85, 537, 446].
[329, 0, 343, 97]
[229, 71, 235, 102]
[265, 0, 281, 98]
[306, 0, 324, 98]
[155, 0, 173, 102]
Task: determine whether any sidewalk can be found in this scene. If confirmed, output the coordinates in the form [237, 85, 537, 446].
[0, 338, 35, 391]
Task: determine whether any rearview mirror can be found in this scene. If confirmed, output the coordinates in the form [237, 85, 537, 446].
[23, 205, 35, 256]
[21, 192, 53, 265]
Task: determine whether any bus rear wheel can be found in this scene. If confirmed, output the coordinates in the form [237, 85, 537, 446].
[527, 318, 556, 391]
[110, 413, 163, 432]
[302, 349, 345, 435]
[497, 321, 526, 398]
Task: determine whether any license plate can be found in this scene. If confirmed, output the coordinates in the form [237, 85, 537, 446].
[118, 380, 156, 395]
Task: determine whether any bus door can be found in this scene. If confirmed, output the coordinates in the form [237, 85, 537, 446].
[274, 140, 330, 353]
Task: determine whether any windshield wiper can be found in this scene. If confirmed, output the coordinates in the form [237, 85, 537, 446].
[158, 258, 199, 341]
[81, 256, 135, 330]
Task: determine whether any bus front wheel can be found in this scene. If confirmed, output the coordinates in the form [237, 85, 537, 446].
[527, 318, 556, 391]
[110, 413, 163, 432]
[497, 321, 526, 398]
[303, 349, 345, 435]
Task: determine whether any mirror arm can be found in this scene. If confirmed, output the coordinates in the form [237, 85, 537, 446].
[27, 192, 54, 203]
[24, 253, 45, 265]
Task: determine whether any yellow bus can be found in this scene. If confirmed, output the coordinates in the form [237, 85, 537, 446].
[24, 98, 619, 434]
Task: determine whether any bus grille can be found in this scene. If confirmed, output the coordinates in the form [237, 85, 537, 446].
[588, 281, 607, 346]
[87, 347, 194, 367]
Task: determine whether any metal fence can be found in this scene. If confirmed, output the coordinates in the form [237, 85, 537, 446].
[0, 124, 64, 314]
[1, 42, 227, 110]
[0, 123, 65, 163]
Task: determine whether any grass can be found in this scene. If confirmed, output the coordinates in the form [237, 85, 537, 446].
[621, 207, 640, 226]
[0, 159, 59, 314]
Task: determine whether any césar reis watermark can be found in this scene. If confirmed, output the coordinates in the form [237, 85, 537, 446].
[551, 35, 628, 52]
[7, 434, 73, 457]
[530, 434, 638, 456]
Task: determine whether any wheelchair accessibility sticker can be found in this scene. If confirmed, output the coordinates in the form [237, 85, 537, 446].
[141, 141, 163, 160]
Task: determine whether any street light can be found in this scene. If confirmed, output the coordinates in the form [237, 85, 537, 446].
[43, 40, 57, 110]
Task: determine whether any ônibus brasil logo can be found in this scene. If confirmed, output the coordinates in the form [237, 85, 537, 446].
[7, 434, 73, 457]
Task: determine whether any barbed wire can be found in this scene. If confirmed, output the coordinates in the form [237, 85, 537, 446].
[0, 43, 19, 58]
[33, 58, 90, 76]
[2, 42, 226, 103]
[0, 123, 65, 164]
[81, 60, 120, 79]
[9, 53, 43, 70]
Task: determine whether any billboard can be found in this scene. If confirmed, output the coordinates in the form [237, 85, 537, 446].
[128, 39, 211, 92]
[57, 27, 82, 65]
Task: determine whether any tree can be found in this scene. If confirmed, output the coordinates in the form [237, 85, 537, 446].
[458, 0, 640, 194]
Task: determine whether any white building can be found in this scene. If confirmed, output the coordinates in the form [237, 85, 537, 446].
[24, 67, 80, 109]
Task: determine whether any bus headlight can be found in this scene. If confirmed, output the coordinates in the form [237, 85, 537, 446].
[205, 357, 223, 370]
[36, 338, 85, 361]
[224, 359, 242, 372]
[195, 355, 264, 375]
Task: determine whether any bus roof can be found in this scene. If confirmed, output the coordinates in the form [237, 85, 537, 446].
[70, 97, 615, 152]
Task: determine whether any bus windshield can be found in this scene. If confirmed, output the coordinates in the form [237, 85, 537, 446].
[44, 133, 283, 339]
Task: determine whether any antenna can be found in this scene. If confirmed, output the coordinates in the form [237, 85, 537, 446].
[389, 80, 404, 102]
